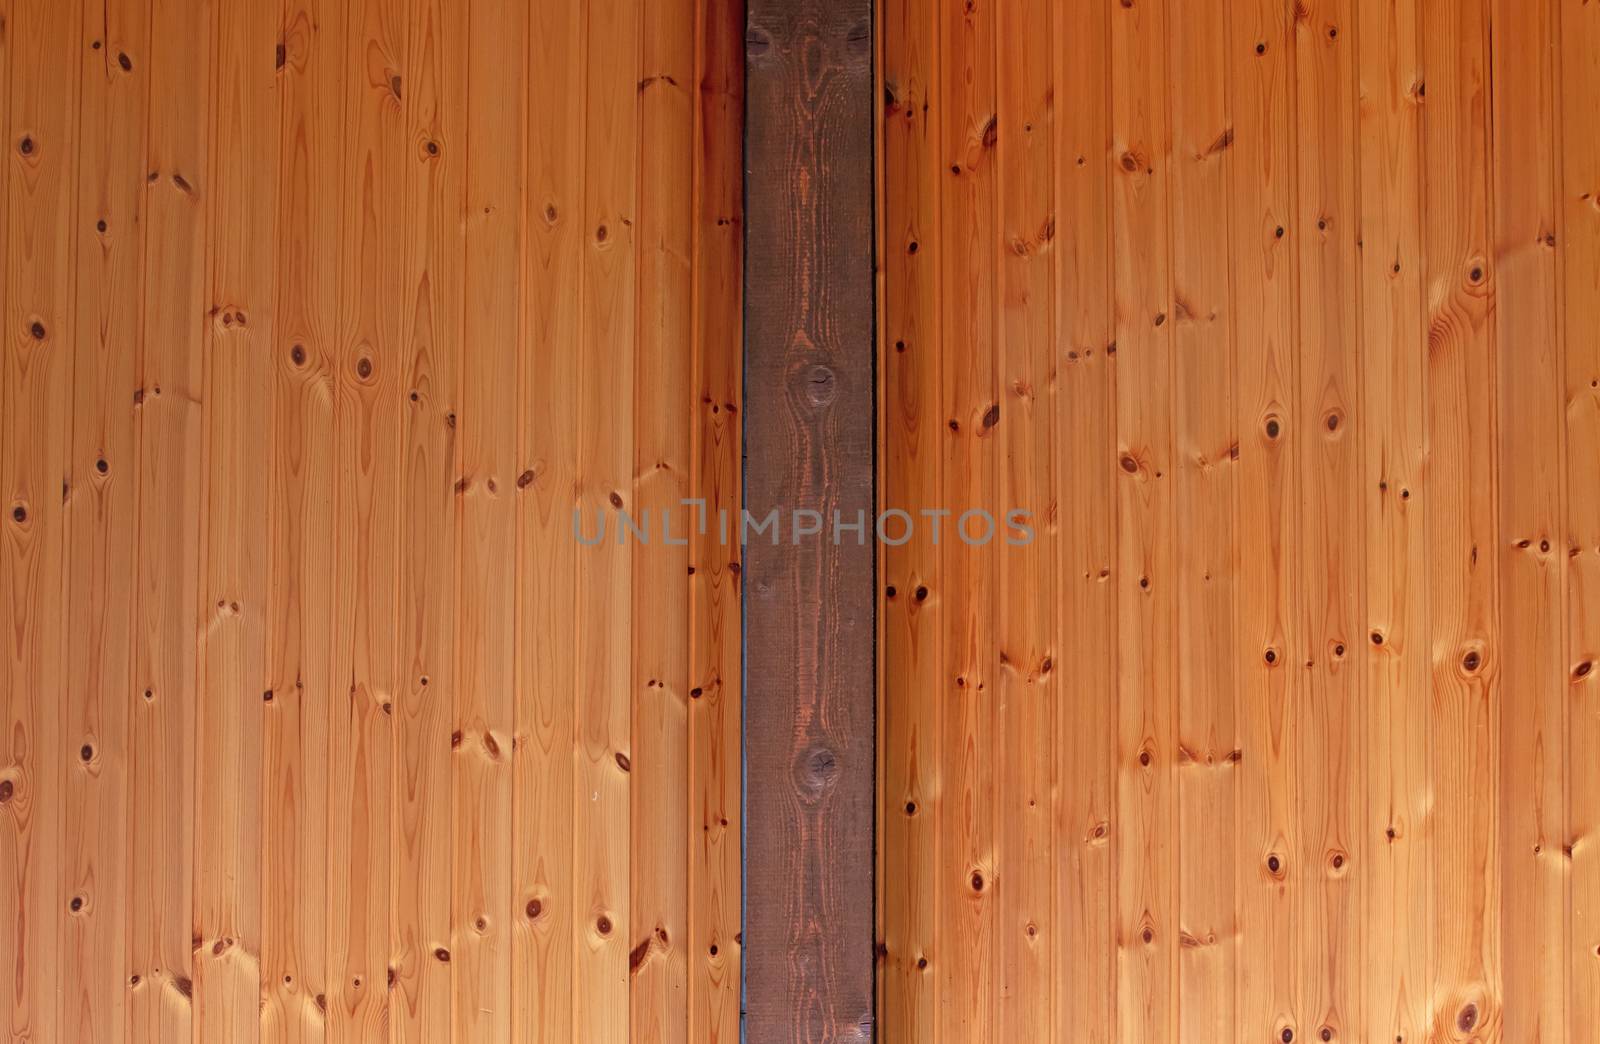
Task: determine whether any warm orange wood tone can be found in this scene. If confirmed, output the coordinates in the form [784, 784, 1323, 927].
[0, 0, 741, 1041]
[878, 0, 1599, 1040]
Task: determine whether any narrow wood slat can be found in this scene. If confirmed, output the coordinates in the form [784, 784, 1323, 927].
[1052, 2, 1116, 1040]
[1109, 0, 1177, 1039]
[994, 0, 1054, 1036]
[64, 0, 151, 1037]
[630, 0, 694, 1037]
[1291, 1, 1365, 1039]
[194, 0, 277, 1035]
[687, 2, 743, 1039]
[1226, 0, 1300, 1036]
[1420, 0, 1503, 1033]
[880, 0, 942, 1036]
[0, 0, 81, 1039]
[937, 0, 999, 1034]
[1353, 0, 1431, 1037]
[1166, 1, 1239, 1037]
[572, 1, 637, 1040]
[1489, 0, 1569, 1040]
[129, 0, 211, 1033]
[451, 0, 525, 1038]
[262, 0, 344, 1037]
[391, 0, 464, 1035]
[514, 0, 580, 1041]
[1556, 0, 1600, 1034]
[324, 0, 406, 1035]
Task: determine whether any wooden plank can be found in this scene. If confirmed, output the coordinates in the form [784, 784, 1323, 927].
[571, 0, 636, 1039]
[1108, 0, 1177, 1039]
[1488, 0, 1569, 1039]
[936, 0, 999, 1034]
[1165, 0, 1239, 1038]
[129, 0, 210, 1035]
[324, 0, 406, 1035]
[391, 0, 464, 1036]
[742, 0, 875, 1039]
[63, 0, 150, 1037]
[879, 0, 942, 1036]
[630, 0, 694, 1036]
[993, 0, 1053, 1036]
[1556, 0, 1600, 1034]
[687, 1, 743, 1040]
[1290, 1, 1365, 1039]
[0, 0, 81, 1039]
[262, 0, 343, 1036]
[513, 0, 579, 1040]
[1053, 0, 1116, 1040]
[1226, 0, 1299, 1036]
[451, 0, 525, 1038]
[193, 0, 277, 1036]
[1420, 0, 1503, 1033]
[1353, 0, 1431, 1038]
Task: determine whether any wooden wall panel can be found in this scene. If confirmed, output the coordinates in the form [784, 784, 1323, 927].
[879, 0, 1598, 1039]
[0, 1, 742, 1041]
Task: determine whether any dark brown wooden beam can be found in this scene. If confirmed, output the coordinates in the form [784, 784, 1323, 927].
[742, 0, 876, 1040]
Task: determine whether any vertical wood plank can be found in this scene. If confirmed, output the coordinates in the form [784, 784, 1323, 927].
[194, 0, 276, 1035]
[129, 0, 210, 1035]
[1166, 0, 1239, 1037]
[1109, 0, 1177, 1038]
[994, 0, 1054, 1036]
[880, 0, 941, 1036]
[391, 0, 463, 1036]
[1420, 0, 1503, 1034]
[325, 0, 406, 1035]
[1353, 0, 1431, 1038]
[630, 0, 693, 1036]
[572, 0, 636, 1040]
[1226, 0, 1300, 1036]
[687, 1, 743, 1039]
[1054, 0, 1116, 1040]
[742, 1, 876, 1039]
[1489, 0, 1569, 1039]
[1556, 0, 1600, 1033]
[262, 0, 342, 1036]
[0, 0, 80, 1039]
[452, 0, 524, 1039]
[64, 0, 149, 1037]
[937, 0, 998, 1033]
[1290, 0, 1365, 1039]
[514, 0, 579, 1041]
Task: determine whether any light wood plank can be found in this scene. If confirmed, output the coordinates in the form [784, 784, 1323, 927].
[1226, 0, 1300, 1036]
[193, 0, 278, 1035]
[994, 0, 1054, 1036]
[1421, 0, 1503, 1033]
[1, 0, 81, 1039]
[573, 0, 638, 1039]
[1353, 0, 1431, 1037]
[513, 0, 580, 1041]
[1109, 0, 1177, 1039]
[686, 2, 743, 1039]
[1556, 0, 1600, 1034]
[64, 0, 150, 1037]
[1052, 1, 1116, 1040]
[451, 0, 525, 1039]
[129, 0, 211, 1035]
[391, 0, 464, 1036]
[1291, 1, 1366, 1038]
[1166, 0, 1239, 1037]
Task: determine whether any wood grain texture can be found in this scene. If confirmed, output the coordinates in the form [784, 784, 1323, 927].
[878, 0, 1597, 1039]
[0, 2, 741, 1041]
[743, 1, 876, 1040]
